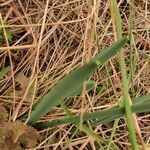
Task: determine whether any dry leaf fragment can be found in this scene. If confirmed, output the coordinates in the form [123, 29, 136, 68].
[0, 121, 39, 149]
[0, 104, 8, 125]
[19, 124, 39, 148]
[15, 73, 36, 102]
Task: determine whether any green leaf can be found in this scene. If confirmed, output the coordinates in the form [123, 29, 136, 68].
[33, 94, 150, 129]
[28, 37, 128, 125]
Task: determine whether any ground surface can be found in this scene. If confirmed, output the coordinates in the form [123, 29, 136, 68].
[0, 0, 150, 149]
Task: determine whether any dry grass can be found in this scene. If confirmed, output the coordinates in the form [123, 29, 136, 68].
[0, 0, 149, 149]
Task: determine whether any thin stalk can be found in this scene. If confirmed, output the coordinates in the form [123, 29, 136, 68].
[106, 119, 119, 150]
[129, 0, 135, 97]
[109, 0, 138, 149]
[118, 39, 138, 150]
[104, 64, 120, 149]
[128, 0, 145, 148]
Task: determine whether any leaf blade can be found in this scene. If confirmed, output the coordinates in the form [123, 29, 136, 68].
[28, 37, 128, 125]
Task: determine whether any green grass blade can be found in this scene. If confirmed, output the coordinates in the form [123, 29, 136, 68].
[133, 94, 150, 104]
[27, 38, 128, 125]
[132, 101, 150, 113]
[75, 80, 95, 95]
[17, 80, 95, 120]
[33, 107, 124, 129]
[34, 95, 150, 129]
